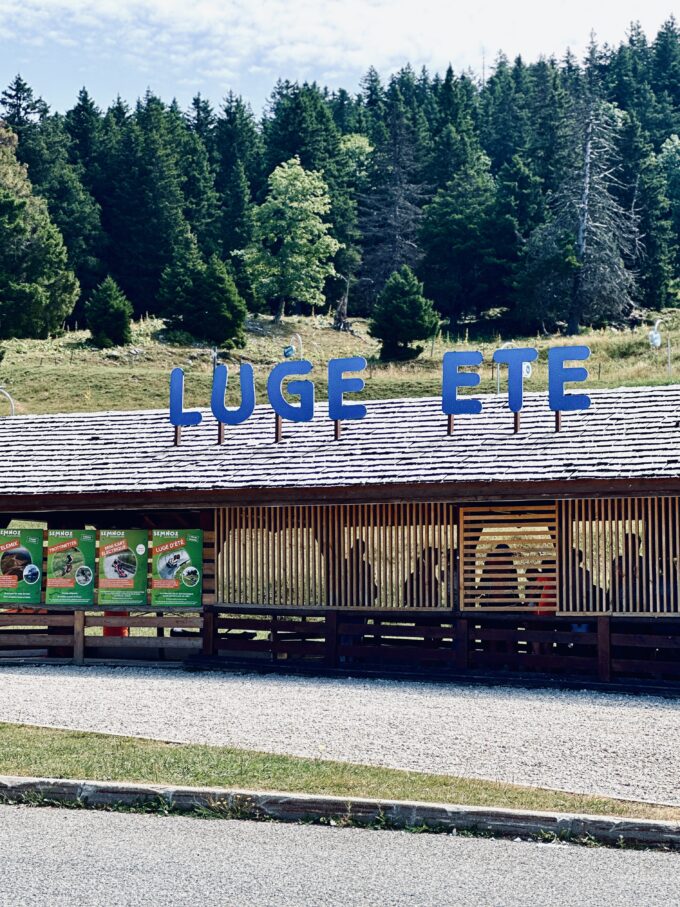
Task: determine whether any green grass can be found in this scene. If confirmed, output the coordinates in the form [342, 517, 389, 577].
[0, 722, 678, 821]
[2, 310, 680, 415]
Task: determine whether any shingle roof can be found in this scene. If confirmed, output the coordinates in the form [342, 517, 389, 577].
[1, 385, 679, 501]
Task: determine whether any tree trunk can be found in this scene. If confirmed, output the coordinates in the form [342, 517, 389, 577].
[273, 297, 286, 324]
[333, 276, 349, 330]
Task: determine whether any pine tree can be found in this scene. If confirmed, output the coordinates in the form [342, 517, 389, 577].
[64, 88, 102, 187]
[419, 153, 507, 326]
[0, 75, 48, 129]
[97, 95, 189, 314]
[159, 232, 247, 345]
[519, 101, 638, 332]
[215, 92, 265, 199]
[658, 135, 680, 278]
[178, 128, 220, 256]
[85, 276, 133, 347]
[13, 113, 104, 303]
[480, 54, 530, 171]
[221, 159, 254, 254]
[617, 113, 673, 309]
[0, 127, 79, 338]
[264, 81, 341, 177]
[359, 84, 428, 305]
[369, 265, 438, 360]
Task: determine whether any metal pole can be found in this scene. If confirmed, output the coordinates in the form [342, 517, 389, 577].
[0, 388, 15, 417]
[668, 337, 672, 377]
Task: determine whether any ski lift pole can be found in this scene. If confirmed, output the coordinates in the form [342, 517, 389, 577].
[0, 386, 15, 417]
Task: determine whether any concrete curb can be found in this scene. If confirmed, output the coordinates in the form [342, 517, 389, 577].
[1, 775, 679, 847]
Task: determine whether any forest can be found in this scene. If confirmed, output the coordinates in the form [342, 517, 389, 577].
[1, 19, 680, 359]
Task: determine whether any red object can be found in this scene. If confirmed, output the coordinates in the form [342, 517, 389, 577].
[536, 576, 557, 615]
[102, 610, 129, 637]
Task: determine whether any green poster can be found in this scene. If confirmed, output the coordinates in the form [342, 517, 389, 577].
[151, 530, 203, 608]
[0, 529, 44, 606]
[46, 530, 96, 607]
[97, 530, 149, 608]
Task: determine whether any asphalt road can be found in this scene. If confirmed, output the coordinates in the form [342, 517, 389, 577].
[1, 806, 679, 906]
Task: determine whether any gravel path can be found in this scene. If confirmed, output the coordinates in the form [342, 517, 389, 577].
[1, 665, 679, 805]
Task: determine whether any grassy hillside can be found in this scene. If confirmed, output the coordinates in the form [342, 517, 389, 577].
[2, 311, 680, 415]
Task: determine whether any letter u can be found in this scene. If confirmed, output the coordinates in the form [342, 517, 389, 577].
[211, 363, 256, 425]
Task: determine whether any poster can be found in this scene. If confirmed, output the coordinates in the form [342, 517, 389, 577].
[97, 530, 149, 607]
[0, 529, 44, 606]
[151, 530, 203, 607]
[45, 530, 96, 607]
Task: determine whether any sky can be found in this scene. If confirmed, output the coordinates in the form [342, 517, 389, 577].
[0, 0, 676, 115]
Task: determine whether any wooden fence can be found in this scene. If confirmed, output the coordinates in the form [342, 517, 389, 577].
[215, 503, 456, 609]
[215, 498, 680, 617]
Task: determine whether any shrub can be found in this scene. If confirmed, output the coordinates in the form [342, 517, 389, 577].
[85, 277, 133, 348]
[369, 266, 439, 360]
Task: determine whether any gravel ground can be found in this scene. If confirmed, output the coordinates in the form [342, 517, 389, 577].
[0, 665, 679, 805]
[3, 805, 680, 907]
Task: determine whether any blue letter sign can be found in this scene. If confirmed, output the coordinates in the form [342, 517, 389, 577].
[442, 351, 483, 415]
[492, 347, 539, 413]
[327, 357, 367, 421]
[211, 363, 256, 425]
[267, 360, 315, 422]
[169, 368, 202, 427]
[548, 346, 591, 412]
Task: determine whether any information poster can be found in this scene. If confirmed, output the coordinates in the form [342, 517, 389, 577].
[46, 530, 96, 607]
[0, 529, 43, 606]
[97, 530, 148, 607]
[151, 530, 203, 607]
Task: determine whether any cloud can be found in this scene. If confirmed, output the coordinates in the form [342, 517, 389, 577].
[0, 0, 675, 107]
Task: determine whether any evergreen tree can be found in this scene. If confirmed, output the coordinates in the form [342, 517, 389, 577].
[215, 92, 265, 199]
[659, 135, 680, 278]
[264, 81, 341, 177]
[359, 84, 428, 305]
[419, 153, 507, 325]
[617, 113, 673, 309]
[85, 276, 133, 347]
[186, 93, 216, 161]
[221, 159, 254, 254]
[369, 265, 438, 360]
[246, 157, 340, 321]
[519, 102, 638, 332]
[0, 74, 48, 129]
[159, 233, 247, 345]
[97, 94, 188, 314]
[13, 113, 104, 302]
[0, 127, 79, 338]
[64, 88, 102, 186]
[480, 54, 530, 171]
[178, 127, 220, 256]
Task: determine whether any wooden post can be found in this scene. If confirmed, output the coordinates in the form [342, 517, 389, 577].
[455, 616, 469, 671]
[555, 411, 562, 433]
[218, 422, 225, 445]
[173, 425, 182, 446]
[73, 610, 85, 665]
[334, 420, 342, 441]
[202, 609, 216, 657]
[325, 610, 338, 667]
[513, 411, 521, 434]
[275, 414, 283, 443]
[447, 414, 454, 435]
[597, 616, 611, 683]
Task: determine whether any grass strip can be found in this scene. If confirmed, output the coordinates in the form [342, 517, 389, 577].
[0, 722, 678, 821]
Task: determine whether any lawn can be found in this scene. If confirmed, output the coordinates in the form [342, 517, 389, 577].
[1, 310, 680, 415]
[0, 722, 678, 821]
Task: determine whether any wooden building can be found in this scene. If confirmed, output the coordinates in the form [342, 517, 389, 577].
[2, 384, 680, 684]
